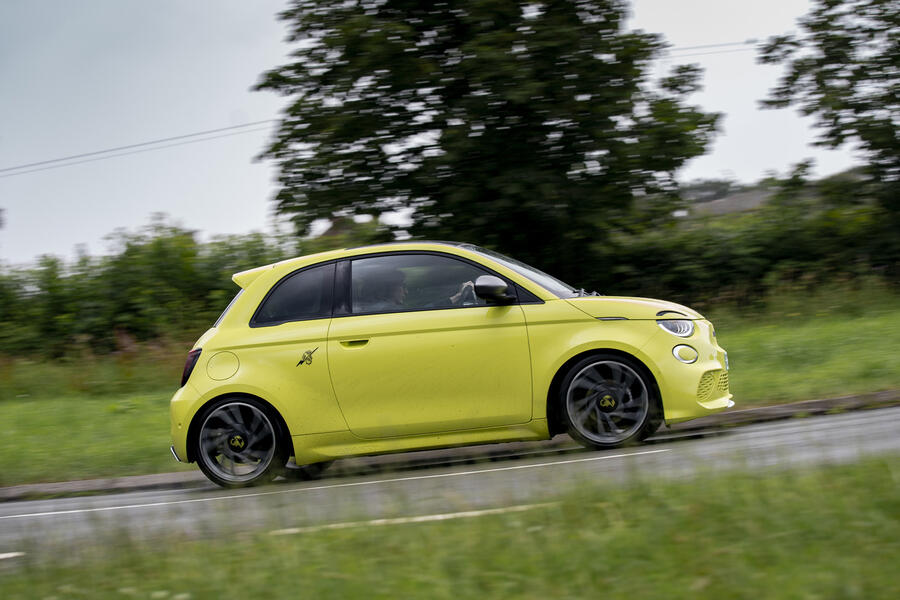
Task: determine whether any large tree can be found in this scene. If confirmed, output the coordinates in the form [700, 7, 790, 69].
[256, 0, 718, 284]
[759, 0, 898, 214]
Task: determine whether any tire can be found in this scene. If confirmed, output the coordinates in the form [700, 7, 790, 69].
[559, 353, 660, 449]
[284, 460, 334, 481]
[193, 397, 289, 488]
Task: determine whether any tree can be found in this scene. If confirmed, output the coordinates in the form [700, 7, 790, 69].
[759, 0, 899, 213]
[256, 0, 719, 285]
[680, 178, 742, 203]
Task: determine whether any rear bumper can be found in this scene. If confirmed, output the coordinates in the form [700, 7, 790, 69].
[169, 384, 195, 463]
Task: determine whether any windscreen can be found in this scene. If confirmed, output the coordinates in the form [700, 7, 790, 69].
[461, 245, 579, 299]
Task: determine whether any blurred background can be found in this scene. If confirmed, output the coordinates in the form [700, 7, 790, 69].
[0, 0, 897, 485]
[0, 2, 898, 596]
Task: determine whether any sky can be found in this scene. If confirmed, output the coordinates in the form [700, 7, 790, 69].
[0, 0, 861, 266]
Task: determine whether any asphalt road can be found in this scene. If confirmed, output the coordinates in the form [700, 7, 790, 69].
[1, 407, 898, 566]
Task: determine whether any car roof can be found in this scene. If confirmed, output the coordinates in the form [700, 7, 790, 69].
[347, 240, 471, 251]
[232, 241, 477, 289]
[232, 240, 557, 302]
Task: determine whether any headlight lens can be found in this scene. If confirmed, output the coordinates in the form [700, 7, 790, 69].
[657, 319, 694, 338]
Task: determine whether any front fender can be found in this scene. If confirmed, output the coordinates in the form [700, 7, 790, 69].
[521, 301, 661, 421]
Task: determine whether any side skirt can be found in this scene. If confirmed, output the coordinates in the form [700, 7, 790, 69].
[291, 419, 550, 465]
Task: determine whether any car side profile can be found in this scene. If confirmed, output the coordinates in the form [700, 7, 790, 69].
[170, 242, 733, 487]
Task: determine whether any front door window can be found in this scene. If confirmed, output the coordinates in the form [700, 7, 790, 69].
[351, 254, 490, 315]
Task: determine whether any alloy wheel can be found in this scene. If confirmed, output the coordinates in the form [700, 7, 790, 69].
[198, 401, 278, 485]
[565, 359, 650, 446]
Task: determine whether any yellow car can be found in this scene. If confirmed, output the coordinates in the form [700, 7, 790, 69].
[170, 242, 732, 487]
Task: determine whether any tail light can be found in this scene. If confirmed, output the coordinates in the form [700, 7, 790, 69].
[181, 348, 202, 387]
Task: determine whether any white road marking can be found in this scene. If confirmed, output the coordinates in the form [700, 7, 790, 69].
[0, 448, 669, 521]
[0, 552, 25, 560]
[270, 502, 557, 536]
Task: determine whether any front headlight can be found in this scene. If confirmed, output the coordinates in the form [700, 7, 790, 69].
[657, 319, 694, 338]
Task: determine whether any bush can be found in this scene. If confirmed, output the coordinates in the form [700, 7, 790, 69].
[0, 221, 296, 357]
[589, 172, 898, 308]
[2, 168, 897, 360]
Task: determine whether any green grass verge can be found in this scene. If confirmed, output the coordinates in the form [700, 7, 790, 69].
[2, 458, 898, 598]
[716, 309, 900, 404]
[0, 340, 184, 399]
[0, 392, 194, 487]
[1, 283, 898, 486]
[709, 281, 900, 404]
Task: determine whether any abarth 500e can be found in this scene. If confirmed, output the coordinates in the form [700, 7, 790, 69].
[170, 242, 732, 487]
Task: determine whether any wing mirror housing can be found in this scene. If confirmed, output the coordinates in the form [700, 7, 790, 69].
[474, 275, 515, 304]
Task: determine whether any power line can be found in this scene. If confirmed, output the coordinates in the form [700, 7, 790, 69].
[0, 39, 764, 180]
[0, 119, 276, 174]
[663, 39, 759, 59]
[664, 47, 758, 59]
[669, 40, 758, 53]
[0, 126, 274, 179]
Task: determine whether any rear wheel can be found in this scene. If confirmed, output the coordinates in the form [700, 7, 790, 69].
[560, 354, 659, 449]
[194, 397, 288, 488]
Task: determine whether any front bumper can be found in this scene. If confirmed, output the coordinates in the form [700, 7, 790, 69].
[643, 320, 734, 423]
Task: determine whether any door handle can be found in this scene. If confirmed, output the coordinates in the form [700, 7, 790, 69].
[340, 339, 369, 348]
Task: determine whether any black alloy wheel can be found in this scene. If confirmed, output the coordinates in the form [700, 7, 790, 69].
[560, 354, 660, 449]
[194, 397, 288, 488]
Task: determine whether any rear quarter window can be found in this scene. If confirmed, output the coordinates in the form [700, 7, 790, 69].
[214, 289, 244, 327]
[251, 263, 335, 326]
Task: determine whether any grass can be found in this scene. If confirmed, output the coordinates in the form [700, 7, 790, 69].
[708, 280, 900, 404]
[2, 458, 898, 598]
[0, 392, 194, 487]
[715, 309, 900, 404]
[0, 282, 898, 486]
[0, 339, 184, 400]
[0, 341, 194, 486]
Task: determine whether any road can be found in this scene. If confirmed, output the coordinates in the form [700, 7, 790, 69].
[1, 407, 898, 565]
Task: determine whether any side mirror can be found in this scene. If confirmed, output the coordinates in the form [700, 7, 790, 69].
[474, 275, 515, 304]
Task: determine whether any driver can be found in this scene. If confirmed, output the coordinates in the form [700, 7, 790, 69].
[358, 268, 407, 312]
[358, 270, 478, 312]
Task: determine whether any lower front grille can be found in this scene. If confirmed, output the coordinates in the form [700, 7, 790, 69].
[698, 369, 729, 402]
[717, 371, 729, 394]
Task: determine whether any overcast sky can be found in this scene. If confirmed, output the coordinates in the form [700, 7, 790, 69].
[0, 0, 860, 266]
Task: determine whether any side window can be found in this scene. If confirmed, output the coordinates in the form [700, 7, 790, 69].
[351, 254, 494, 314]
[252, 263, 334, 326]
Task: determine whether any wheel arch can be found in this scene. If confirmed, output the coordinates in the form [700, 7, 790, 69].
[185, 392, 294, 463]
[545, 348, 663, 437]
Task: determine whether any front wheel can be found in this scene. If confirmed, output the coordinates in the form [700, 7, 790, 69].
[194, 397, 288, 488]
[560, 354, 659, 449]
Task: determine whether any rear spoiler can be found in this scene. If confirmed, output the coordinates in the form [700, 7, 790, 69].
[232, 249, 345, 290]
[232, 264, 273, 289]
